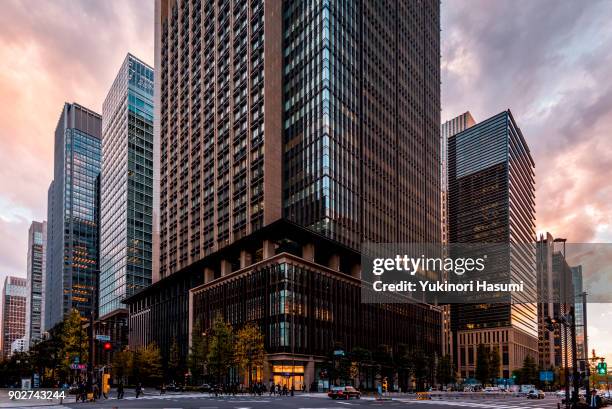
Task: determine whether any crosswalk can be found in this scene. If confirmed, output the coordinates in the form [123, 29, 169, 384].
[396, 396, 560, 409]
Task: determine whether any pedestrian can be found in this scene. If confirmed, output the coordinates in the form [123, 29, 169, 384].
[588, 389, 601, 408]
[269, 381, 274, 396]
[117, 380, 124, 399]
[160, 382, 166, 395]
[135, 382, 143, 398]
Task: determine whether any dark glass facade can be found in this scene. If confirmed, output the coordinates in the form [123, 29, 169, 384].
[45, 103, 102, 329]
[100, 54, 155, 318]
[192, 257, 441, 357]
[283, 0, 441, 247]
[448, 110, 537, 377]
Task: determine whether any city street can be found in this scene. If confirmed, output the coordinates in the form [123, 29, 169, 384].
[6, 393, 564, 409]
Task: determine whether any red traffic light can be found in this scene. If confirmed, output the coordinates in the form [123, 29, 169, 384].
[103, 342, 112, 351]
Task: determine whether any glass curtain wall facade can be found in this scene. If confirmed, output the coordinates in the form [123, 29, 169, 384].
[100, 54, 154, 318]
[45, 103, 101, 329]
[1, 277, 27, 360]
[283, 0, 441, 247]
[26, 221, 46, 345]
[448, 110, 537, 378]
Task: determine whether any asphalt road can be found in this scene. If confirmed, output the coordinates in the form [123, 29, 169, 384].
[22, 393, 563, 409]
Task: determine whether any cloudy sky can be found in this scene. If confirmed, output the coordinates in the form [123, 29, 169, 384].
[0, 0, 611, 362]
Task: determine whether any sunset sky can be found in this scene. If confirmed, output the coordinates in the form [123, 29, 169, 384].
[1, 0, 611, 362]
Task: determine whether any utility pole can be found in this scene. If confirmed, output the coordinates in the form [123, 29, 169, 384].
[582, 292, 589, 392]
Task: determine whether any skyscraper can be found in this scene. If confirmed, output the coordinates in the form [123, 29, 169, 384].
[537, 233, 574, 370]
[448, 110, 537, 379]
[99, 54, 154, 328]
[26, 221, 46, 345]
[1, 276, 27, 360]
[45, 103, 102, 329]
[440, 112, 475, 359]
[127, 0, 442, 384]
[154, 0, 441, 280]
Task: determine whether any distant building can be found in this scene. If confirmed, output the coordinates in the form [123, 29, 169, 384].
[537, 234, 574, 370]
[45, 103, 102, 329]
[448, 110, 537, 380]
[571, 265, 587, 369]
[1, 276, 27, 360]
[26, 221, 46, 346]
[440, 112, 476, 360]
[10, 337, 28, 356]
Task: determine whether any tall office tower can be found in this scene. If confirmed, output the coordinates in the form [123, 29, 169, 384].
[448, 110, 537, 380]
[571, 265, 587, 370]
[440, 112, 475, 359]
[440, 112, 475, 245]
[127, 0, 442, 385]
[1, 276, 27, 360]
[99, 54, 154, 346]
[536, 233, 574, 369]
[155, 0, 441, 279]
[45, 103, 102, 330]
[25, 221, 46, 346]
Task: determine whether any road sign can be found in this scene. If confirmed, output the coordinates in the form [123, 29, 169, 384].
[95, 334, 111, 342]
[540, 370, 554, 382]
[70, 364, 86, 370]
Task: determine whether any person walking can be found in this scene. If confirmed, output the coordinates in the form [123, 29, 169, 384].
[117, 380, 124, 399]
[135, 382, 143, 398]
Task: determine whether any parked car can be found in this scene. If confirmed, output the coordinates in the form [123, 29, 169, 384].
[198, 383, 211, 392]
[328, 386, 361, 400]
[527, 389, 545, 399]
[167, 383, 184, 392]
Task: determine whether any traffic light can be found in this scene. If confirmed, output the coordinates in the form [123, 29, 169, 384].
[103, 342, 112, 351]
[597, 362, 607, 375]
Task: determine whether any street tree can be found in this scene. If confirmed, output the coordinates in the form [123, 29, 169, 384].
[112, 349, 135, 382]
[488, 346, 501, 384]
[60, 309, 89, 378]
[409, 348, 430, 392]
[475, 344, 490, 386]
[134, 342, 163, 386]
[436, 354, 456, 388]
[188, 319, 209, 382]
[234, 322, 265, 386]
[519, 355, 538, 385]
[207, 314, 234, 383]
[350, 347, 371, 387]
[168, 337, 182, 382]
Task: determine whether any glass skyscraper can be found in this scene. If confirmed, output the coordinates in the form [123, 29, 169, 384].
[448, 110, 537, 379]
[99, 54, 154, 320]
[45, 103, 101, 329]
[26, 220, 46, 344]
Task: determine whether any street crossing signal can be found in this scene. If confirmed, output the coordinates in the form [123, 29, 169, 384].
[597, 362, 607, 375]
[103, 342, 112, 351]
